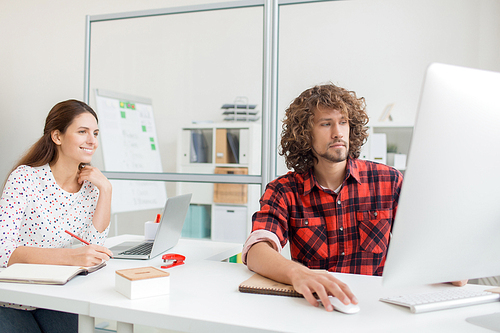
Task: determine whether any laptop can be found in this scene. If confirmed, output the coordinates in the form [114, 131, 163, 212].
[109, 193, 192, 259]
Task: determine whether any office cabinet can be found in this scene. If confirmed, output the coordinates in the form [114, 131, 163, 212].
[177, 123, 261, 242]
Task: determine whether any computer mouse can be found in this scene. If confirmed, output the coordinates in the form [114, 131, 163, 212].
[321, 296, 360, 314]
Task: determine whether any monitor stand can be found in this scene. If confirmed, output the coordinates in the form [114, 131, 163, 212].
[466, 312, 500, 332]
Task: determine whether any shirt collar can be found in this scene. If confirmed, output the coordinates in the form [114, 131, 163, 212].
[302, 158, 362, 195]
[347, 158, 362, 185]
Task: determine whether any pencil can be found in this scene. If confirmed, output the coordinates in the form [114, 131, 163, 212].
[65, 230, 90, 245]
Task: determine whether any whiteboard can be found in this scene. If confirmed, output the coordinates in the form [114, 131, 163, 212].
[94, 89, 167, 213]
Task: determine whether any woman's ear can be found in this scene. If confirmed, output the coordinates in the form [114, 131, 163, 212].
[51, 130, 62, 145]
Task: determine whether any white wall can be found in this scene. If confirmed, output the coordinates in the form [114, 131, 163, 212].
[278, 0, 500, 120]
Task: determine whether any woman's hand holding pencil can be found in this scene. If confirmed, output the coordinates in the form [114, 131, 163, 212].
[66, 230, 113, 266]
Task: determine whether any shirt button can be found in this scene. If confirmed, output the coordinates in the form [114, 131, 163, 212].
[337, 200, 341, 205]
[374, 212, 378, 217]
[304, 220, 308, 225]
[339, 227, 343, 232]
[341, 252, 345, 256]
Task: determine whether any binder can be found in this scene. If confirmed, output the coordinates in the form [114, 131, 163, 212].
[238, 129, 249, 164]
[226, 131, 239, 164]
[191, 130, 208, 163]
[215, 129, 229, 164]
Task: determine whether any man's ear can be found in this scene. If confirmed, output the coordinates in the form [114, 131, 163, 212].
[51, 130, 62, 145]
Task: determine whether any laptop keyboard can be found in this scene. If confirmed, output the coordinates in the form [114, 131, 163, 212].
[380, 288, 500, 313]
[119, 242, 153, 256]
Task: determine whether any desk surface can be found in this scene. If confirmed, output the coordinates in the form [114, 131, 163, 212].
[0, 236, 242, 317]
[90, 261, 500, 333]
[1, 235, 499, 333]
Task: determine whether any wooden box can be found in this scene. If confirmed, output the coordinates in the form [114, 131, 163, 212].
[115, 266, 170, 299]
[213, 167, 248, 204]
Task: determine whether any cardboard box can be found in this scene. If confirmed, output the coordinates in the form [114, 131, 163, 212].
[115, 266, 170, 299]
[213, 167, 248, 204]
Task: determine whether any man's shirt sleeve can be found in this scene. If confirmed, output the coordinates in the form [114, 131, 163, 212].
[242, 180, 292, 265]
[241, 229, 281, 264]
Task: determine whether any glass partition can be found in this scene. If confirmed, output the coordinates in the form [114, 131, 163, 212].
[86, 3, 267, 239]
[88, 5, 264, 177]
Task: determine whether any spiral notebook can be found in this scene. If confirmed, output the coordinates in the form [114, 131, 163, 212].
[238, 273, 303, 298]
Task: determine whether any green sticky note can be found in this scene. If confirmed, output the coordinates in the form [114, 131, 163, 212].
[142, 125, 147, 132]
[120, 111, 126, 118]
[151, 144, 156, 151]
[150, 137, 154, 142]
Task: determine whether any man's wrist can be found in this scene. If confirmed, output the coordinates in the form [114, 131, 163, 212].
[286, 261, 309, 285]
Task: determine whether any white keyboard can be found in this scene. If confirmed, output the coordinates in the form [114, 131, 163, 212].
[380, 288, 500, 313]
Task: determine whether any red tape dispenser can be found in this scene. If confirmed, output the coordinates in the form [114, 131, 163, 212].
[161, 254, 185, 269]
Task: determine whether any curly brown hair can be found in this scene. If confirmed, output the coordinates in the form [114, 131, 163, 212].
[280, 83, 369, 173]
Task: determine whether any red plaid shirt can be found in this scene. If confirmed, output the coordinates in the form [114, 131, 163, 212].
[251, 158, 403, 276]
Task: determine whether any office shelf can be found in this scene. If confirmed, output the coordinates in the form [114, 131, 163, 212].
[177, 123, 261, 242]
[361, 124, 414, 171]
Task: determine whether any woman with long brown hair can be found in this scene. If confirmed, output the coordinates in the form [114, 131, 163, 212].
[0, 99, 113, 332]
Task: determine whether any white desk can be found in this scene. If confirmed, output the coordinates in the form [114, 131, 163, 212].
[0, 235, 243, 332]
[90, 261, 500, 333]
[1, 235, 499, 333]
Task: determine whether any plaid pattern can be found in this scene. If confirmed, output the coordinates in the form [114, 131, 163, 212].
[251, 158, 403, 276]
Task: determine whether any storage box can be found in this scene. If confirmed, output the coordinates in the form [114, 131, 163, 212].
[212, 205, 248, 243]
[182, 204, 211, 238]
[115, 266, 170, 299]
[213, 167, 248, 204]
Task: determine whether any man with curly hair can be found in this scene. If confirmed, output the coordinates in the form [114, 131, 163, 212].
[242, 83, 404, 312]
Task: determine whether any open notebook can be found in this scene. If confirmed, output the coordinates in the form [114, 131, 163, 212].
[0, 261, 106, 285]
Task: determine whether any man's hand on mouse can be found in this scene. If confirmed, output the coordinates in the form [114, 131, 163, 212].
[289, 266, 358, 311]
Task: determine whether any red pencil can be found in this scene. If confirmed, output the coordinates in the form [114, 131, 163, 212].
[65, 230, 90, 245]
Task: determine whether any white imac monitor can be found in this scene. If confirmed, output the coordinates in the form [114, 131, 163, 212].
[383, 63, 500, 288]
